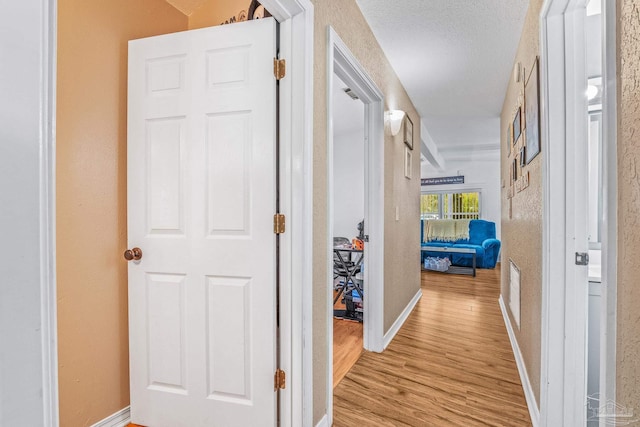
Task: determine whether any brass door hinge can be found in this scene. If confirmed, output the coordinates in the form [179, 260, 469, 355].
[274, 368, 286, 390]
[274, 58, 286, 80]
[274, 213, 286, 234]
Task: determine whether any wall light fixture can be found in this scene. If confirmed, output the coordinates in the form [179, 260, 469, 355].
[384, 110, 406, 136]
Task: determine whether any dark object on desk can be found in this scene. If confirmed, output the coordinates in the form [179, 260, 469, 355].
[357, 219, 364, 240]
[334, 236, 350, 247]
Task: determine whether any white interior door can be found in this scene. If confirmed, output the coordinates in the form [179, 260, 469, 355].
[127, 18, 277, 427]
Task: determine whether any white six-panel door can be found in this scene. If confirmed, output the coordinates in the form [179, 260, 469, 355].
[127, 18, 277, 427]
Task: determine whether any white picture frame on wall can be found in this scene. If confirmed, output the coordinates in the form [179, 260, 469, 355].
[404, 147, 412, 179]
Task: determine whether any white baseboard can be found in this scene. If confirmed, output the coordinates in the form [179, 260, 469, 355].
[90, 406, 131, 427]
[499, 296, 540, 427]
[315, 413, 329, 427]
[383, 289, 422, 349]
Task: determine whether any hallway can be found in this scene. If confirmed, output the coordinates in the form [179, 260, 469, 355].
[333, 266, 532, 426]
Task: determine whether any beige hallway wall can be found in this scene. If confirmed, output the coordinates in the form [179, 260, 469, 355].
[499, 0, 544, 406]
[616, 0, 640, 415]
[56, 1, 187, 425]
[310, 0, 422, 423]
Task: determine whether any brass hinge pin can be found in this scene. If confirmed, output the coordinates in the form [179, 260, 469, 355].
[274, 213, 286, 234]
[274, 58, 286, 80]
[274, 368, 286, 390]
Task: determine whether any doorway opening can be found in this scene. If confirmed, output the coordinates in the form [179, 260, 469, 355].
[331, 73, 365, 387]
[326, 26, 385, 425]
[539, 0, 617, 424]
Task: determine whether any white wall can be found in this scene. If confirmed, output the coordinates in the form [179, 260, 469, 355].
[0, 2, 57, 425]
[420, 152, 502, 239]
[333, 128, 365, 239]
[332, 74, 365, 241]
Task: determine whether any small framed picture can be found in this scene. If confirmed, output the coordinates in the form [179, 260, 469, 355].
[525, 57, 541, 164]
[404, 115, 413, 150]
[404, 147, 412, 179]
[513, 107, 522, 144]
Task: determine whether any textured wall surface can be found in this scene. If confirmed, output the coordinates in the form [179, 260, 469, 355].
[311, 1, 422, 422]
[499, 0, 543, 406]
[56, 2, 187, 425]
[617, 0, 640, 414]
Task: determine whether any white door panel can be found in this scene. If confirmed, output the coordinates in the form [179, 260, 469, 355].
[128, 18, 277, 427]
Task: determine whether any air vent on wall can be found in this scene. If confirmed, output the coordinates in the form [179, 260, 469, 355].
[343, 88, 359, 100]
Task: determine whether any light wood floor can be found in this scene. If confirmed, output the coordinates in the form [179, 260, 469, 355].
[130, 266, 530, 427]
[333, 265, 533, 426]
[333, 316, 363, 387]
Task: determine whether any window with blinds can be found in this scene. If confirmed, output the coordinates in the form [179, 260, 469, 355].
[420, 192, 481, 220]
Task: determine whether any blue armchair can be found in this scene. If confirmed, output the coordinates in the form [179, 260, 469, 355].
[421, 219, 501, 269]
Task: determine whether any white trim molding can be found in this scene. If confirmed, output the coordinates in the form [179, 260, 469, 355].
[539, 1, 591, 426]
[41, 0, 60, 424]
[500, 296, 540, 427]
[314, 414, 329, 427]
[599, 0, 618, 411]
[90, 407, 131, 427]
[383, 289, 422, 349]
[0, 1, 59, 426]
[260, 1, 315, 426]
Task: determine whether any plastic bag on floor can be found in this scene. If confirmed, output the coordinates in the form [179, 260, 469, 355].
[424, 256, 451, 272]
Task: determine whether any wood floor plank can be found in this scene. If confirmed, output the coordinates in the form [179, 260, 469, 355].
[333, 290, 364, 387]
[333, 317, 363, 387]
[333, 265, 532, 427]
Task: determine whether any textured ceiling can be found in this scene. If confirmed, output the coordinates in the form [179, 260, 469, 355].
[356, 0, 529, 159]
[165, 0, 208, 15]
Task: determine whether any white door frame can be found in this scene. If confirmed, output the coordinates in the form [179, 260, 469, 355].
[539, 1, 588, 424]
[539, 0, 617, 425]
[28, 0, 315, 425]
[598, 0, 618, 418]
[231, 2, 316, 426]
[0, 1, 59, 426]
[325, 26, 386, 426]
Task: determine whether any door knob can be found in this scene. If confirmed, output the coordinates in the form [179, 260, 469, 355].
[124, 247, 143, 261]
